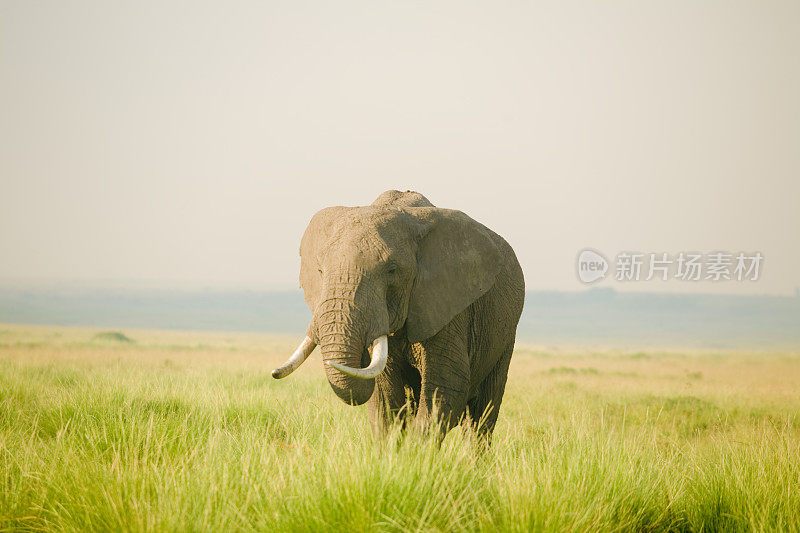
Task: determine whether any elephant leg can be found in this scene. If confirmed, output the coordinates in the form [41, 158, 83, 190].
[466, 341, 514, 442]
[412, 326, 470, 436]
[367, 336, 418, 434]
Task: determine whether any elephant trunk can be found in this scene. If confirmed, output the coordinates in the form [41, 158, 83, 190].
[314, 285, 382, 405]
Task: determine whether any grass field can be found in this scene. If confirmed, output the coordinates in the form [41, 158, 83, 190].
[1, 324, 799, 531]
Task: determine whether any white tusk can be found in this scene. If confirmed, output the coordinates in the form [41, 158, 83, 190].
[272, 336, 317, 379]
[327, 335, 388, 379]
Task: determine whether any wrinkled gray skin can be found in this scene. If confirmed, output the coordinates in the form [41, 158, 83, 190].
[298, 190, 524, 438]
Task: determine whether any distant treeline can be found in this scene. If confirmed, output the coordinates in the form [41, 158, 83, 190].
[0, 287, 798, 350]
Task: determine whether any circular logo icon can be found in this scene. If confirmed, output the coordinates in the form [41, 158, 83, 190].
[577, 249, 608, 283]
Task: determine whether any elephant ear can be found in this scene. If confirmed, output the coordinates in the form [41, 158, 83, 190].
[405, 208, 503, 343]
[299, 206, 352, 312]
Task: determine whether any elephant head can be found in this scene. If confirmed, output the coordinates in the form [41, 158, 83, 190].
[272, 190, 502, 406]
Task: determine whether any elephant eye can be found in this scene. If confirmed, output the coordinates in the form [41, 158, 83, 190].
[387, 266, 397, 275]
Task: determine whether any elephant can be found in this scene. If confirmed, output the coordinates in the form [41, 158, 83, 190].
[272, 190, 525, 439]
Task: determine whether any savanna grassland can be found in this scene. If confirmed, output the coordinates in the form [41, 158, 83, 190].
[1, 324, 799, 532]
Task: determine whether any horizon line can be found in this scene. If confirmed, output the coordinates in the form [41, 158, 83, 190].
[0, 279, 798, 299]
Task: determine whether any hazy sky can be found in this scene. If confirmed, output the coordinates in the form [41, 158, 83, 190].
[1, 1, 798, 294]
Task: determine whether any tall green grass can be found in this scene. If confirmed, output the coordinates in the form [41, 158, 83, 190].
[1, 325, 798, 531]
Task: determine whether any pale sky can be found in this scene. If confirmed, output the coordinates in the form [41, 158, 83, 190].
[1, 1, 798, 294]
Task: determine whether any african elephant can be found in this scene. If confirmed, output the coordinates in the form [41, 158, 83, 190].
[272, 190, 525, 439]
